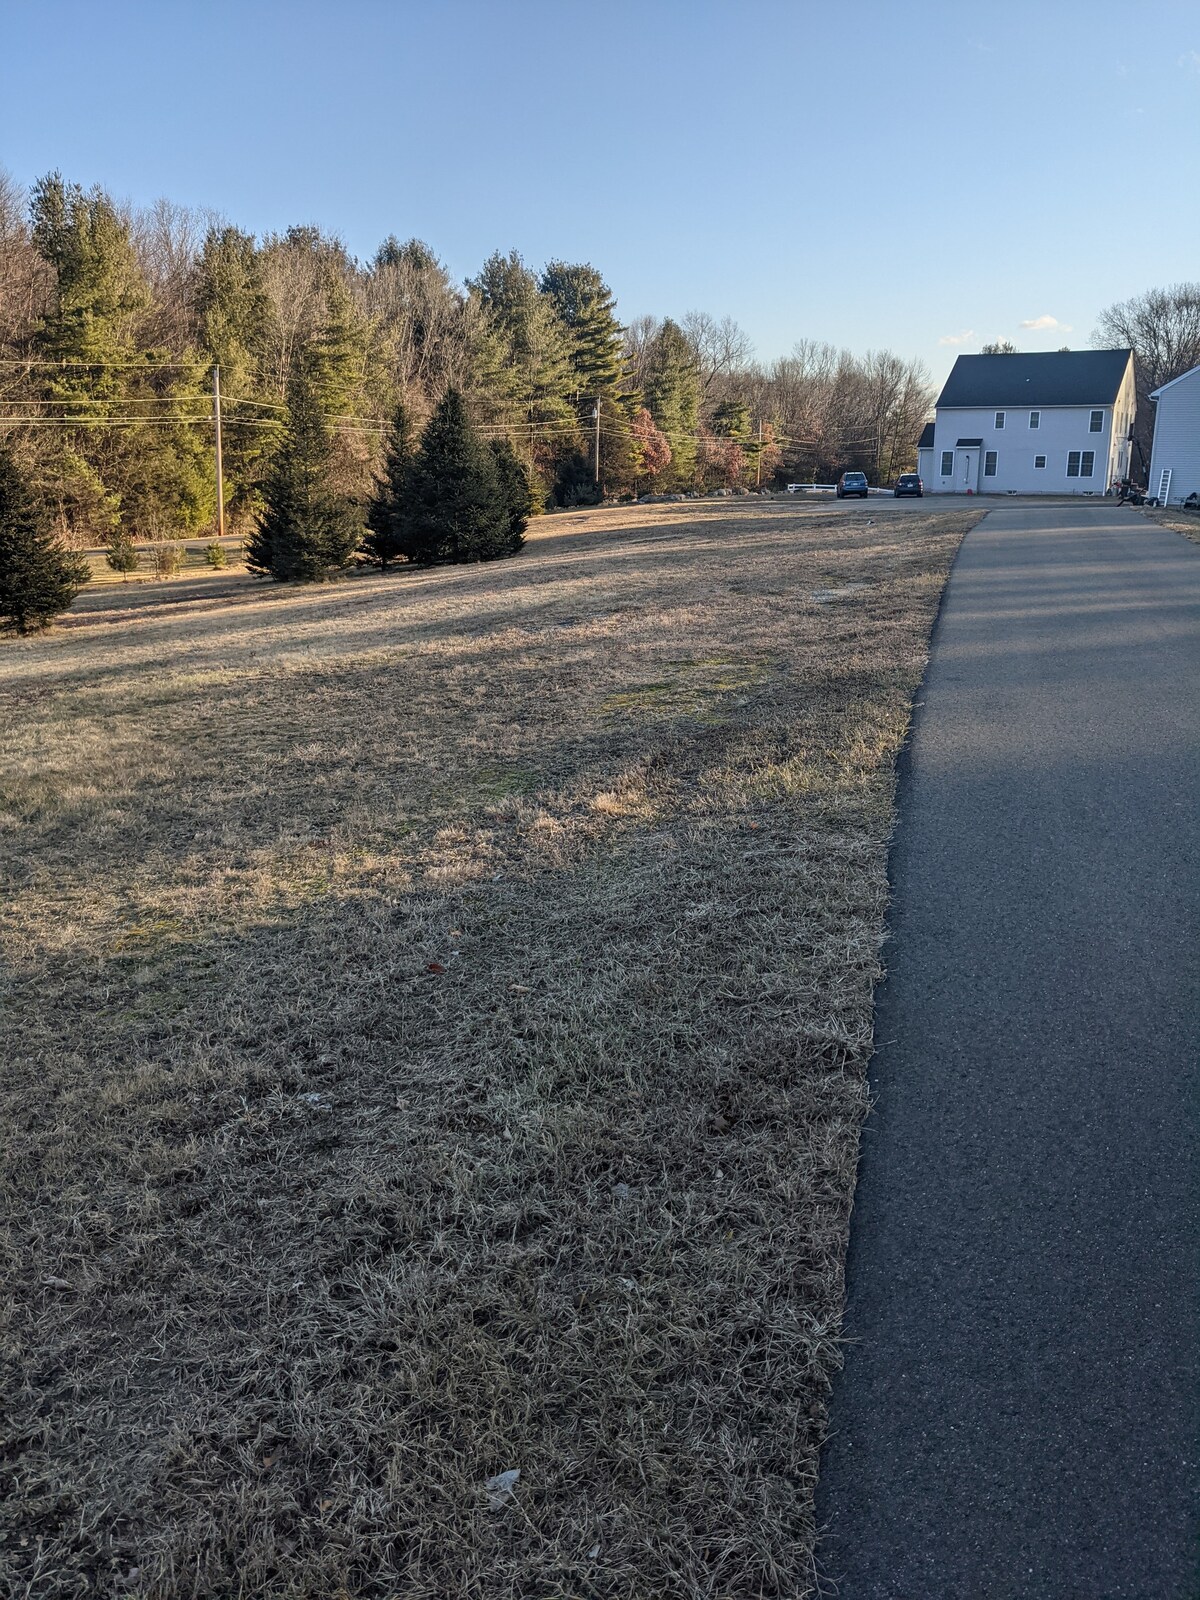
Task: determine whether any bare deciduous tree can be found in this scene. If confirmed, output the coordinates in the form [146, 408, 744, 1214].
[1094, 283, 1200, 471]
[621, 314, 661, 397]
[0, 170, 51, 393]
[681, 310, 754, 397]
[749, 341, 931, 484]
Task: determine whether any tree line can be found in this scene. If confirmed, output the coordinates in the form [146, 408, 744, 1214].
[0, 168, 937, 553]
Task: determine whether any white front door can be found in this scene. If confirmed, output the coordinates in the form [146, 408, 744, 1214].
[955, 449, 979, 493]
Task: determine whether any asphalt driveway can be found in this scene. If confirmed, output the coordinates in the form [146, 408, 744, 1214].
[816, 503, 1200, 1597]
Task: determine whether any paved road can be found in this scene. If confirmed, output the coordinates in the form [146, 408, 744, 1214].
[816, 504, 1200, 1598]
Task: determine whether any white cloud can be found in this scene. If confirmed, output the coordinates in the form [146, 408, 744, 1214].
[1178, 50, 1200, 73]
[1020, 314, 1072, 332]
[938, 329, 974, 346]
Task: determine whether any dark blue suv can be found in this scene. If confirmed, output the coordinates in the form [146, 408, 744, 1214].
[836, 471, 868, 499]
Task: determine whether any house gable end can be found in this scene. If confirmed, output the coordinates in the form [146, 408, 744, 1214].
[1150, 363, 1200, 400]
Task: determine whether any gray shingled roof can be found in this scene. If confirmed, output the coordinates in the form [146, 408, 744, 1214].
[917, 421, 935, 449]
[936, 349, 1132, 409]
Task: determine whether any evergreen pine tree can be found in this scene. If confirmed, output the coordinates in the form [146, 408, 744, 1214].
[195, 226, 273, 370]
[194, 225, 277, 519]
[246, 372, 361, 581]
[469, 252, 576, 503]
[0, 445, 90, 632]
[105, 532, 140, 579]
[540, 262, 636, 495]
[645, 319, 701, 486]
[29, 173, 214, 541]
[710, 398, 753, 445]
[306, 269, 368, 419]
[400, 389, 514, 565]
[540, 262, 625, 400]
[489, 438, 533, 549]
[364, 402, 416, 567]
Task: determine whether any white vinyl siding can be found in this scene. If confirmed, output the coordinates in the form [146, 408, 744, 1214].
[926, 355, 1133, 494]
[1147, 365, 1200, 506]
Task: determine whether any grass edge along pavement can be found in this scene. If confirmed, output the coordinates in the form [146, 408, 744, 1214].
[0, 498, 979, 1599]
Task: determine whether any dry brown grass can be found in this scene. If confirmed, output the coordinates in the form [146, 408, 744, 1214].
[0, 499, 979, 1599]
[1141, 503, 1200, 546]
[78, 535, 248, 588]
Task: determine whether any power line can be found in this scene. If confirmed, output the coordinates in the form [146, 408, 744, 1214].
[597, 414, 887, 450]
[1, 391, 893, 454]
[0, 407, 899, 452]
[0, 416, 219, 428]
[6, 394, 216, 407]
[0, 357, 199, 370]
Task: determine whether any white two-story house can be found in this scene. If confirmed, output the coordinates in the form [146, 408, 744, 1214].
[925, 349, 1136, 495]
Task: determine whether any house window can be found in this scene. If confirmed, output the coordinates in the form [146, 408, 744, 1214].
[1067, 452, 1080, 477]
[1029, 411, 1040, 429]
[940, 451, 953, 476]
[1067, 450, 1096, 478]
[984, 451, 997, 476]
[1089, 410, 1103, 432]
[1034, 454, 1046, 469]
[995, 411, 1005, 429]
[1081, 450, 1094, 476]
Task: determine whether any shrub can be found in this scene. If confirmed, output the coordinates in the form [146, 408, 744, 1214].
[150, 543, 184, 578]
[205, 542, 228, 569]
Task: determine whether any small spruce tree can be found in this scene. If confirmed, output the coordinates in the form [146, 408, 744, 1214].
[364, 402, 416, 568]
[490, 438, 534, 547]
[0, 445, 90, 633]
[399, 389, 516, 565]
[105, 532, 140, 580]
[246, 372, 361, 581]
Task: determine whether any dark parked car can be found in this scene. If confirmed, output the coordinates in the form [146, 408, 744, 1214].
[836, 470, 868, 499]
[894, 473, 924, 498]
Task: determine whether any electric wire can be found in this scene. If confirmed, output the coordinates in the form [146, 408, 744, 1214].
[0, 380, 891, 452]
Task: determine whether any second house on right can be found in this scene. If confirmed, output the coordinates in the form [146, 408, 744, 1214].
[917, 348, 1136, 495]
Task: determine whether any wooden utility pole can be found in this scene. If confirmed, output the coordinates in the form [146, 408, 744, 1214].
[593, 400, 601, 486]
[212, 365, 225, 539]
[756, 419, 763, 488]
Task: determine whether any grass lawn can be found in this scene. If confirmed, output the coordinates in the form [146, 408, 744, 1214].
[1, 498, 978, 1599]
[1143, 503, 1200, 547]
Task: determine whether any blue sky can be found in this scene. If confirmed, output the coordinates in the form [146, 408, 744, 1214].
[3, 0, 1198, 382]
